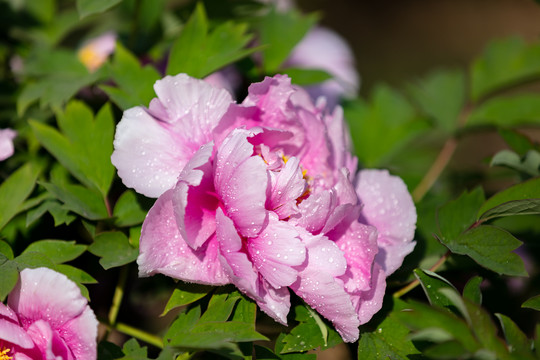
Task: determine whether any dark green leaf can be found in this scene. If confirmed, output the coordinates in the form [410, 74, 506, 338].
[257, 7, 317, 72]
[438, 187, 485, 242]
[522, 295, 540, 311]
[468, 94, 540, 127]
[230, 295, 256, 325]
[280, 68, 332, 86]
[40, 182, 108, 220]
[121, 338, 148, 360]
[0, 163, 41, 231]
[414, 269, 458, 309]
[22, 240, 86, 264]
[422, 341, 470, 359]
[463, 276, 483, 305]
[443, 225, 526, 276]
[280, 305, 327, 353]
[14, 251, 56, 270]
[478, 177, 540, 220]
[101, 43, 160, 110]
[26, 200, 76, 227]
[498, 128, 536, 155]
[162, 282, 212, 316]
[76, 0, 122, 18]
[0, 260, 18, 301]
[164, 306, 201, 343]
[113, 190, 147, 227]
[495, 313, 533, 357]
[407, 68, 466, 133]
[56, 264, 97, 284]
[166, 3, 257, 78]
[0, 240, 14, 260]
[97, 341, 124, 360]
[199, 293, 240, 323]
[88, 232, 138, 269]
[471, 37, 540, 101]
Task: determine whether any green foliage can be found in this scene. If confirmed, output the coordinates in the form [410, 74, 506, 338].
[162, 282, 213, 316]
[88, 232, 138, 269]
[76, 0, 123, 19]
[113, 190, 147, 227]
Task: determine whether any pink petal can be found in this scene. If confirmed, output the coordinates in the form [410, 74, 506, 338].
[215, 209, 290, 324]
[0, 318, 34, 349]
[172, 142, 218, 249]
[111, 107, 188, 198]
[25, 319, 72, 360]
[8, 268, 88, 331]
[215, 129, 268, 237]
[137, 189, 229, 285]
[57, 306, 98, 360]
[324, 106, 358, 175]
[336, 222, 379, 293]
[350, 263, 387, 324]
[356, 169, 417, 275]
[0, 128, 16, 161]
[248, 214, 306, 288]
[266, 156, 306, 219]
[294, 189, 336, 234]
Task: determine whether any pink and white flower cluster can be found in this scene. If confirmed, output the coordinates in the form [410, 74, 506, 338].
[111, 73, 416, 342]
[0, 267, 98, 360]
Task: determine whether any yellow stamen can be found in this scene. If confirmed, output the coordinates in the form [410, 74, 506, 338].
[0, 347, 13, 360]
[77, 45, 105, 72]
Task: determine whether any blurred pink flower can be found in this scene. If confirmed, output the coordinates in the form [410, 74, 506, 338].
[112, 73, 415, 342]
[77, 32, 116, 72]
[0, 128, 16, 161]
[0, 267, 98, 360]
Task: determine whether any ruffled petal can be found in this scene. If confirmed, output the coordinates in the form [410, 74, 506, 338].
[137, 189, 229, 285]
[293, 189, 336, 234]
[58, 306, 98, 360]
[350, 263, 387, 325]
[172, 142, 218, 249]
[215, 129, 268, 237]
[8, 268, 88, 331]
[266, 156, 306, 219]
[356, 169, 417, 275]
[0, 318, 34, 349]
[248, 214, 306, 289]
[111, 107, 188, 198]
[25, 319, 71, 360]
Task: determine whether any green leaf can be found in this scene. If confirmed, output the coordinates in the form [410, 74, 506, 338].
[199, 293, 240, 323]
[0, 163, 41, 231]
[495, 313, 533, 357]
[344, 85, 428, 167]
[257, 7, 317, 72]
[30, 101, 115, 198]
[97, 341, 125, 360]
[463, 276, 483, 305]
[56, 264, 97, 284]
[26, 200, 77, 227]
[230, 295, 256, 325]
[443, 225, 526, 276]
[0, 240, 14, 260]
[14, 251, 57, 270]
[414, 269, 458, 309]
[280, 68, 332, 86]
[471, 37, 540, 101]
[76, 0, 122, 18]
[522, 295, 540, 311]
[166, 3, 257, 78]
[113, 190, 147, 227]
[40, 182, 108, 220]
[22, 240, 86, 264]
[468, 94, 540, 127]
[438, 187, 485, 242]
[162, 282, 212, 316]
[88, 232, 138, 269]
[0, 259, 18, 301]
[280, 305, 327, 353]
[478, 177, 540, 220]
[407, 68, 466, 133]
[490, 149, 540, 178]
[101, 43, 160, 110]
[498, 128, 536, 155]
[164, 306, 201, 343]
[121, 338, 148, 360]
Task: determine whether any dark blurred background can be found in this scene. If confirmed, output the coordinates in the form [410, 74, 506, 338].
[298, 0, 540, 94]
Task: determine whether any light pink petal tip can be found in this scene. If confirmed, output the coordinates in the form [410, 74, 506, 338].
[356, 169, 417, 275]
[0, 128, 17, 161]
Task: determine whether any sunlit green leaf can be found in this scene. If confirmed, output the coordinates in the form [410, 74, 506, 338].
[468, 94, 540, 127]
[414, 269, 457, 309]
[113, 190, 147, 227]
[522, 295, 540, 311]
[88, 232, 138, 269]
[162, 283, 212, 316]
[0, 259, 18, 301]
[22, 239, 86, 264]
[280, 305, 327, 353]
[438, 187, 485, 242]
[76, 0, 122, 18]
[40, 182, 108, 220]
[280, 68, 332, 86]
[0, 241, 13, 260]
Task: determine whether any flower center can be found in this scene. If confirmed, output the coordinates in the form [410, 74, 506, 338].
[0, 347, 13, 360]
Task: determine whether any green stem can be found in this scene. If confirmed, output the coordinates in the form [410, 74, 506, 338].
[115, 322, 164, 349]
[106, 266, 129, 338]
[393, 250, 451, 299]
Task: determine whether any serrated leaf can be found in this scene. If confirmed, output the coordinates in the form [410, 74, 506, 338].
[101, 43, 160, 110]
[164, 306, 201, 343]
[438, 187, 485, 242]
[478, 177, 540, 220]
[26, 200, 76, 227]
[471, 37, 540, 101]
[522, 295, 540, 311]
[407, 68, 466, 133]
[230, 295, 256, 325]
[0, 163, 41, 231]
[113, 190, 147, 227]
[97, 341, 124, 360]
[56, 264, 97, 284]
[280, 67, 332, 86]
[121, 338, 148, 360]
[22, 240, 86, 264]
[463, 276, 483, 305]
[14, 251, 56, 270]
[414, 269, 458, 309]
[199, 293, 240, 323]
[495, 313, 533, 357]
[162, 282, 212, 316]
[280, 305, 327, 354]
[257, 7, 317, 72]
[0, 241, 13, 260]
[0, 260, 18, 300]
[88, 232, 138, 269]
[76, 0, 122, 18]
[40, 182, 108, 220]
[166, 3, 257, 78]
[443, 225, 526, 276]
[468, 94, 540, 127]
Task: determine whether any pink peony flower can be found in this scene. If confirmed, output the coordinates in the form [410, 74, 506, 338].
[0, 267, 98, 360]
[112, 73, 416, 342]
[77, 32, 116, 72]
[0, 128, 16, 161]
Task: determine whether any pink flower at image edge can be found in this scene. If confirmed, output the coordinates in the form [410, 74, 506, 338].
[111, 73, 416, 342]
[0, 128, 16, 161]
[0, 267, 98, 360]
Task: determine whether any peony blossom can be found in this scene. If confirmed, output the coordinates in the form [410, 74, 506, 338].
[0, 128, 16, 161]
[0, 267, 98, 360]
[112, 73, 416, 342]
[77, 32, 116, 72]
